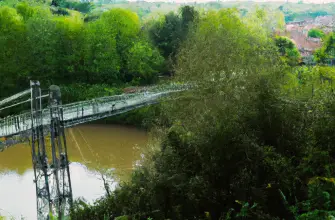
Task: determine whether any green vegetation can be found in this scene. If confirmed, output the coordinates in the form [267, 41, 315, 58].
[0, 0, 199, 125]
[277, 3, 333, 23]
[308, 28, 325, 39]
[284, 10, 328, 23]
[275, 36, 301, 66]
[315, 33, 335, 64]
[58, 0, 94, 13]
[0, 2, 163, 103]
[82, 1, 335, 25]
[68, 7, 335, 220]
[147, 6, 199, 75]
[1, 1, 335, 219]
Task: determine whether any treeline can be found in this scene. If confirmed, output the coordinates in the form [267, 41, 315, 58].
[71, 7, 335, 220]
[0, 3, 162, 99]
[283, 10, 329, 23]
[0, 2, 199, 105]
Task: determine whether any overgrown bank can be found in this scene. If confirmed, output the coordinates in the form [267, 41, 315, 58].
[70, 8, 335, 220]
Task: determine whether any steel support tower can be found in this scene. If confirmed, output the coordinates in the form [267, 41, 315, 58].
[30, 80, 52, 220]
[49, 85, 73, 219]
[30, 81, 73, 220]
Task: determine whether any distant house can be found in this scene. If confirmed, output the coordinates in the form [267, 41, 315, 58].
[315, 15, 334, 27]
[287, 28, 321, 51]
[302, 24, 318, 35]
[315, 15, 335, 33]
[287, 20, 307, 26]
[283, 17, 329, 58]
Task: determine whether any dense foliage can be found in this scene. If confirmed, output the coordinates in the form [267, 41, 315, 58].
[70, 7, 335, 220]
[146, 6, 198, 75]
[1, 1, 335, 219]
[308, 28, 325, 39]
[0, 3, 164, 101]
[315, 33, 335, 65]
[274, 36, 301, 66]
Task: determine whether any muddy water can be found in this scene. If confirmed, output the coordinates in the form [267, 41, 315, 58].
[0, 124, 148, 219]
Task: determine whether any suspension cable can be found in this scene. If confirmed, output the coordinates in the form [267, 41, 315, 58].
[0, 94, 49, 112]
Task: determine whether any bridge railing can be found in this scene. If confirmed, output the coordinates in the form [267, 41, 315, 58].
[0, 84, 188, 140]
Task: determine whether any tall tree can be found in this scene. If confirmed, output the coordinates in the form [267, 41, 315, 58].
[315, 33, 335, 64]
[147, 6, 198, 75]
[274, 36, 301, 66]
[0, 6, 25, 97]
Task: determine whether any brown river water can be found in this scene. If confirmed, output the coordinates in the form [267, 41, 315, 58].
[0, 124, 148, 219]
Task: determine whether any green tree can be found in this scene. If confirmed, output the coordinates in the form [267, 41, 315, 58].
[148, 12, 182, 59]
[147, 6, 198, 75]
[16, 2, 37, 21]
[52, 12, 84, 82]
[274, 36, 301, 66]
[60, 1, 94, 13]
[308, 28, 325, 39]
[126, 41, 164, 85]
[81, 16, 120, 84]
[315, 33, 335, 64]
[24, 9, 62, 83]
[0, 6, 26, 97]
[0, 3, 164, 101]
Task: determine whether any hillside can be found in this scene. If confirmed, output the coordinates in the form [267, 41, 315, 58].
[88, 1, 335, 21]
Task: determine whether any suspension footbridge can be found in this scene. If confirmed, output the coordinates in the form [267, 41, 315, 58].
[0, 80, 186, 220]
[0, 83, 185, 148]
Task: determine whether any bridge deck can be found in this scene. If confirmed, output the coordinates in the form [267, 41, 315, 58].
[0, 90, 176, 139]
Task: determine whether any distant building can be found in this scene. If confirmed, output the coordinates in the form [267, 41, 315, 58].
[315, 15, 334, 27]
[287, 20, 307, 26]
[283, 15, 332, 58]
[302, 24, 318, 35]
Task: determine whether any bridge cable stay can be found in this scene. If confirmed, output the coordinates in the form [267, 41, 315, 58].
[0, 94, 49, 112]
[0, 87, 49, 151]
[0, 89, 31, 107]
[0, 89, 33, 150]
[30, 81, 73, 220]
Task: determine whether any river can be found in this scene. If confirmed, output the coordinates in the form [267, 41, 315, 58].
[0, 124, 148, 219]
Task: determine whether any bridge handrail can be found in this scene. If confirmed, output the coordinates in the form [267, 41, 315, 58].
[61, 86, 185, 108]
[0, 84, 189, 139]
[0, 90, 165, 122]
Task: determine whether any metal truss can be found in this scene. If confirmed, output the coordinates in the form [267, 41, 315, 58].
[30, 81, 73, 220]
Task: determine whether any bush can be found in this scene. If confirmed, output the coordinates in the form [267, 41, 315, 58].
[308, 28, 325, 39]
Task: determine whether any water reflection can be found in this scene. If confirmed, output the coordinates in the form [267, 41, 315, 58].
[0, 124, 148, 219]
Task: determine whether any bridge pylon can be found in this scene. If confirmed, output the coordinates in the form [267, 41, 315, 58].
[30, 81, 73, 220]
[30, 80, 53, 220]
[48, 85, 73, 219]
